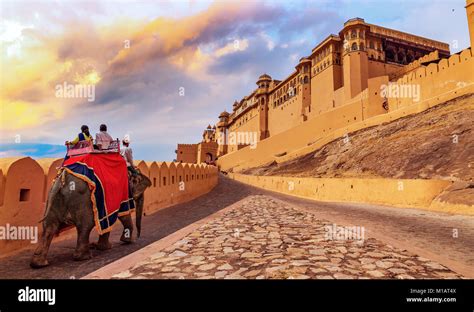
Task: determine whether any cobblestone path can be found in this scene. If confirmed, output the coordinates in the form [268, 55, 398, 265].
[112, 195, 461, 279]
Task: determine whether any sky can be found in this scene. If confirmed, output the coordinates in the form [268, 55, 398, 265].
[0, 0, 470, 161]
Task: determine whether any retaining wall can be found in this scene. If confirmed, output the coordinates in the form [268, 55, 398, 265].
[229, 173, 473, 215]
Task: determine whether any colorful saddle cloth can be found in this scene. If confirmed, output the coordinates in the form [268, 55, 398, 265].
[62, 153, 135, 234]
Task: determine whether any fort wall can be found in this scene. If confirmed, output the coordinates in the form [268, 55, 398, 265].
[388, 48, 474, 110]
[217, 48, 474, 173]
[268, 91, 302, 136]
[0, 157, 218, 256]
[176, 144, 198, 163]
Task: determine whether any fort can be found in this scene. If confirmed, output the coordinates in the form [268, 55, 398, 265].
[177, 0, 474, 171]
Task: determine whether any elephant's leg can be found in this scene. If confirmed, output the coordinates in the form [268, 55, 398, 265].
[93, 232, 112, 250]
[30, 222, 59, 268]
[72, 219, 94, 261]
[89, 232, 112, 250]
[119, 214, 133, 244]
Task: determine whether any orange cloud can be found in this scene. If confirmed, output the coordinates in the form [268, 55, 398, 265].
[0, 1, 275, 139]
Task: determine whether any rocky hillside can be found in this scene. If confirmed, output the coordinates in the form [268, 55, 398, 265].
[242, 93, 474, 205]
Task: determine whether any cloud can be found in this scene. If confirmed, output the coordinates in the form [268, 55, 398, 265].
[3, 0, 465, 161]
[0, 1, 343, 160]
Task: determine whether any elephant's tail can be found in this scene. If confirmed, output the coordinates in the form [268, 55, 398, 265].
[135, 194, 144, 238]
[39, 169, 65, 223]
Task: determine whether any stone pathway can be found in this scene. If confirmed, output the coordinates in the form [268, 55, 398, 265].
[111, 195, 462, 279]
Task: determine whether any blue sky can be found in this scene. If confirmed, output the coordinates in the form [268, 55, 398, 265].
[0, 0, 470, 161]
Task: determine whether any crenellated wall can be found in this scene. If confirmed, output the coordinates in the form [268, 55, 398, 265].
[0, 157, 218, 256]
[388, 48, 474, 110]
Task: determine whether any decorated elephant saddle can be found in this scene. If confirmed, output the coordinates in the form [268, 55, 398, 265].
[61, 153, 135, 234]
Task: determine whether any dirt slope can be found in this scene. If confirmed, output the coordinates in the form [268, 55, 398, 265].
[243, 94, 474, 205]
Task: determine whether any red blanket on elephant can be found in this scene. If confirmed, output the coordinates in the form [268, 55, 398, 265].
[62, 153, 135, 234]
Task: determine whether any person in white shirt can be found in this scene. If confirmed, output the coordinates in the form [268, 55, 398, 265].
[121, 137, 138, 175]
[95, 124, 114, 150]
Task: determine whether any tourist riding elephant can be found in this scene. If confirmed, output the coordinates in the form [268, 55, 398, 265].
[30, 169, 151, 268]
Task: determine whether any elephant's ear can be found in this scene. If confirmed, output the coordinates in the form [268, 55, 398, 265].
[141, 174, 152, 187]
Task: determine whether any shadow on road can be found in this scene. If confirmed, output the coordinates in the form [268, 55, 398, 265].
[0, 174, 256, 279]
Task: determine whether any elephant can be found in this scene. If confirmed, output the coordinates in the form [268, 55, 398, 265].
[30, 168, 151, 268]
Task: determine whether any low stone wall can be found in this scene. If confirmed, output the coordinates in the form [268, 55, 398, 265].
[0, 157, 218, 256]
[228, 173, 472, 215]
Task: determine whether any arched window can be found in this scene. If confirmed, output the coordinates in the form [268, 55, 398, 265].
[303, 76, 309, 84]
[351, 30, 356, 39]
[359, 42, 365, 51]
[385, 46, 396, 62]
[397, 50, 406, 64]
[351, 42, 358, 51]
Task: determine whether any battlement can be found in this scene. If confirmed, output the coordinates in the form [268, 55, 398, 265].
[392, 48, 472, 87]
[389, 50, 442, 80]
[177, 144, 198, 148]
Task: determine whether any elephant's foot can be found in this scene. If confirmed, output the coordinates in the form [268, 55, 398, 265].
[120, 231, 133, 244]
[73, 249, 92, 261]
[90, 241, 112, 250]
[30, 256, 49, 269]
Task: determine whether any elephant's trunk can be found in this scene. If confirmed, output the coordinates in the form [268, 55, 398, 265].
[39, 170, 65, 223]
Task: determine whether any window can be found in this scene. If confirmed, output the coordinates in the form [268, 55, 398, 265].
[20, 189, 30, 202]
[153, 178, 156, 187]
[351, 42, 357, 51]
[163, 177, 167, 186]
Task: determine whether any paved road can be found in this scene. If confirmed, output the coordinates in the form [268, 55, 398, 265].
[107, 195, 461, 279]
[0, 174, 472, 279]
